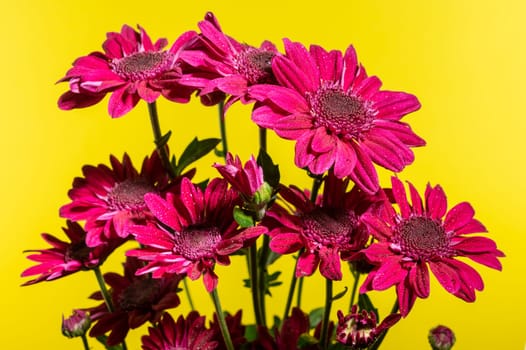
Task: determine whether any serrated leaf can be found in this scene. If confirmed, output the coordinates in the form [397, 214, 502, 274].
[96, 335, 123, 350]
[308, 307, 324, 329]
[257, 149, 280, 188]
[174, 137, 221, 175]
[358, 293, 379, 319]
[233, 206, 255, 228]
[155, 130, 172, 148]
[331, 287, 348, 301]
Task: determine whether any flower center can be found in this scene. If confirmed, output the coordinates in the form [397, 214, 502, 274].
[310, 87, 374, 139]
[107, 178, 155, 212]
[395, 216, 451, 260]
[235, 48, 276, 85]
[65, 241, 91, 265]
[111, 51, 173, 81]
[301, 209, 358, 250]
[118, 279, 160, 311]
[173, 226, 222, 260]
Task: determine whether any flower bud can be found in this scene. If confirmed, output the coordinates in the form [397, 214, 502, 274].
[428, 325, 456, 350]
[62, 309, 91, 338]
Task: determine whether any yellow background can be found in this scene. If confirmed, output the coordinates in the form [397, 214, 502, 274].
[3, 0, 525, 348]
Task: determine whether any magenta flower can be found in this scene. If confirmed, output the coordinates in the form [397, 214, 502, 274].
[264, 171, 380, 280]
[336, 305, 401, 349]
[214, 153, 265, 200]
[62, 309, 91, 338]
[428, 325, 456, 350]
[58, 25, 197, 117]
[359, 177, 505, 316]
[141, 312, 218, 350]
[127, 178, 266, 291]
[21, 221, 123, 285]
[250, 40, 425, 193]
[88, 257, 181, 346]
[60, 152, 170, 247]
[181, 12, 280, 108]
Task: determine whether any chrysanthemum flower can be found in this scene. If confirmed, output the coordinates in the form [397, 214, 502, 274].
[60, 152, 170, 247]
[336, 305, 401, 349]
[250, 40, 425, 193]
[214, 153, 272, 221]
[180, 12, 280, 108]
[88, 257, 181, 346]
[359, 177, 504, 316]
[264, 171, 380, 280]
[127, 178, 266, 292]
[62, 309, 91, 338]
[428, 325, 456, 350]
[21, 221, 123, 285]
[58, 25, 198, 117]
[141, 311, 218, 350]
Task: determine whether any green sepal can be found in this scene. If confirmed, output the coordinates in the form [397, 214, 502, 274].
[297, 333, 319, 348]
[358, 293, 379, 320]
[233, 206, 255, 228]
[308, 307, 324, 329]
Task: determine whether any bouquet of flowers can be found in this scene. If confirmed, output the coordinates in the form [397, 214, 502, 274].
[21, 12, 504, 350]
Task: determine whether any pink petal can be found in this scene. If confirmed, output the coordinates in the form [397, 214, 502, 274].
[373, 91, 421, 120]
[354, 76, 382, 100]
[58, 91, 106, 110]
[391, 177, 411, 218]
[273, 55, 316, 95]
[374, 120, 426, 146]
[444, 202, 477, 232]
[144, 193, 181, 231]
[361, 214, 392, 241]
[396, 280, 417, 317]
[371, 257, 406, 290]
[341, 45, 359, 91]
[269, 233, 303, 254]
[108, 86, 140, 117]
[409, 262, 430, 298]
[333, 140, 357, 178]
[318, 247, 342, 280]
[348, 143, 379, 194]
[296, 251, 319, 277]
[428, 260, 460, 294]
[310, 45, 342, 82]
[282, 39, 319, 91]
[425, 184, 447, 219]
[407, 181, 423, 215]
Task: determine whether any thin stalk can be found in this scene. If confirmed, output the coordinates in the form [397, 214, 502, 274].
[369, 301, 400, 350]
[319, 279, 333, 350]
[348, 270, 360, 311]
[210, 288, 235, 350]
[80, 334, 90, 350]
[249, 244, 266, 326]
[282, 259, 299, 323]
[147, 102, 195, 311]
[93, 266, 114, 313]
[147, 102, 176, 178]
[257, 125, 269, 322]
[217, 100, 228, 159]
[93, 267, 128, 350]
[294, 175, 323, 309]
[183, 279, 195, 310]
[295, 276, 304, 307]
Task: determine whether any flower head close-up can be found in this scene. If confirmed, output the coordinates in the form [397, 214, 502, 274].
[359, 176, 505, 315]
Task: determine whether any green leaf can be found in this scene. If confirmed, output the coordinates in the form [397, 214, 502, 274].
[233, 206, 255, 228]
[298, 333, 319, 348]
[308, 307, 324, 329]
[155, 130, 172, 148]
[331, 286, 348, 301]
[244, 324, 258, 342]
[174, 137, 221, 176]
[257, 149, 280, 188]
[96, 335, 123, 350]
[358, 293, 379, 320]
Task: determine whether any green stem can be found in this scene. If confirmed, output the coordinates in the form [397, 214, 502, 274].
[210, 288, 235, 350]
[294, 175, 323, 309]
[93, 267, 114, 313]
[348, 270, 360, 311]
[257, 126, 269, 323]
[147, 101, 176, 178]
[183, 278, 195, 310]
[249, 243, 266, 326]
[80, 334, 89, 350]
[295, 276, 304, 308]
[217, 100, 228, 159]
[282, 259, 299, 323]
[319, 279, 333, 350]
[369, 301, 400, 350]
[259, 127, 267, 152]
